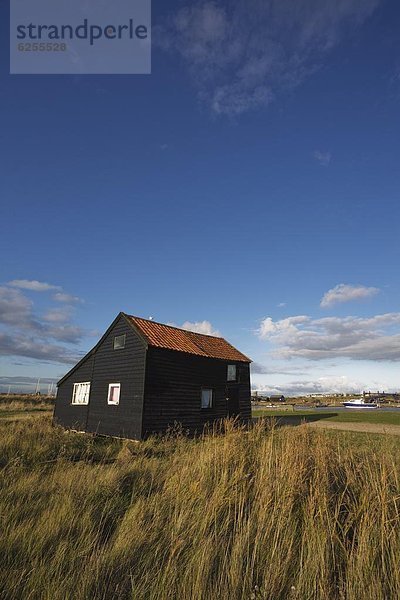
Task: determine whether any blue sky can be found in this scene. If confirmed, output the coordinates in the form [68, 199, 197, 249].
[1, 0, 400, 395]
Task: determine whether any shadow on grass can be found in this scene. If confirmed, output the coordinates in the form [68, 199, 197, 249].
[253, 413, 339, 428]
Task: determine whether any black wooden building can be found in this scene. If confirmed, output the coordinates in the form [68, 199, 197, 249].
[53, 313, 252, 440]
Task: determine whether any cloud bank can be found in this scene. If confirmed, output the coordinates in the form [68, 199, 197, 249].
[258, 313, 400, 361]
[0, 281, 86, 365]
[252, 375, 387, 396]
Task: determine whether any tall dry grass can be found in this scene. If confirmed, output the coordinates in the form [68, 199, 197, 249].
[0, 395, 55, 413]
[0, 417, 399, 600]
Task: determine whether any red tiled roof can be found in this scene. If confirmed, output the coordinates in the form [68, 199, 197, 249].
[125, 315, 251, 363]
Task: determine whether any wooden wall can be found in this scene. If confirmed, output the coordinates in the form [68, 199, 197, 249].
[54, 315, 147, 440]
[142, 347, 251, 436]
[53, 355, 94, 432]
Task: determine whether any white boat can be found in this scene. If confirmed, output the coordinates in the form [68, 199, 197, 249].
[342, 398, 378, 409]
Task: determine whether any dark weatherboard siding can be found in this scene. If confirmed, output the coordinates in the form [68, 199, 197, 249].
[53, 355, 94, 431]
[54, 315, 147, 440]
[86, 316, 146, 440]
[142, 347, 251, 436]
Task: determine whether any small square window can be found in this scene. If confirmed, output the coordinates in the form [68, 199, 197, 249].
[227, 365, 237, 381]
[201, 389, 213, 409]
[108, 383, 121, 405]
[113, 334, 126, 350]
[72, 382, 90, 405]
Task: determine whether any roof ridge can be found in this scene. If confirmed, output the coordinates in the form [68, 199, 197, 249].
[124, 313, 251, 362]
[125, 313, 224, 339]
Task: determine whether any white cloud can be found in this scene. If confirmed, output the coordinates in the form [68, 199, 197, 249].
[277, 302, 287, 308]
[46, 325, 85, 344]
[156, 0, 380, 115]
[321, 284, 379, 307]
[0, 286, 33, 325]
[6, 281, 82, 304]
[8, 279, 61, 292]
[53, 292, 82, 304]
[313, 150, 331, 166]
[258, 313, 400, 361]
[43, 307, 73, 324]
[259, 315, 309, 339]
[180, 320, 221, 336]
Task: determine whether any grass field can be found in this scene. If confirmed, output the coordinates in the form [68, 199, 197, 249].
[0, 407, 399, 600]
[253, 408, 400, 426]
[0, 402, 52, 421]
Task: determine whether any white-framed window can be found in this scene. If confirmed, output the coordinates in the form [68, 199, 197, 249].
[107, 383, 121, 405]
[201, 388, 213, 409]
[113, 334, 126, 350]
[227, 364, 237, 381]
[72, 382, 91, 405]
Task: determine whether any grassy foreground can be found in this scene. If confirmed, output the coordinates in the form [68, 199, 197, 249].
[0, 416, 399, 600]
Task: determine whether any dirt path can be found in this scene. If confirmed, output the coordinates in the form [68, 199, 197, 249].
[306, 420, 400, 436]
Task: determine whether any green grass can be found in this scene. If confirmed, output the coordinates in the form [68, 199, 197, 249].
[0, 411, 399, 599]
[253, 409, 400, 426]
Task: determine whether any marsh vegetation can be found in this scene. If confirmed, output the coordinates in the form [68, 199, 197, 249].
[0, 411, 399, 599]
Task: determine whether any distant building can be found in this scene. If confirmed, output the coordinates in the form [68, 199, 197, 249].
[269, 395, 285, 403]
